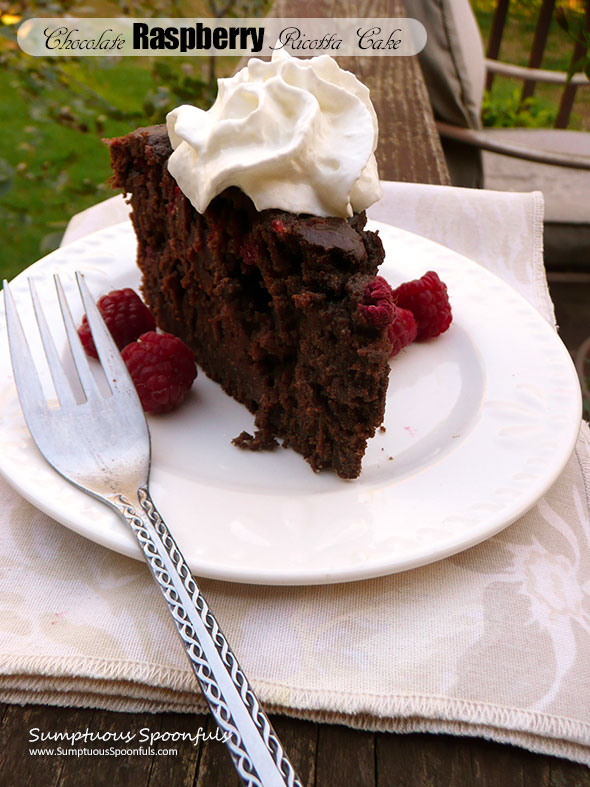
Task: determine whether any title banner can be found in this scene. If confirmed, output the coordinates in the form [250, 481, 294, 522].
[17, 17, 426, 57]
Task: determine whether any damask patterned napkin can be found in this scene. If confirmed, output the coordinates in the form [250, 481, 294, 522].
[1, 183, 589, 765]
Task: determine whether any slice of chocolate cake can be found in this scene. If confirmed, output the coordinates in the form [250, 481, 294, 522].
[108, 124, 391, 479]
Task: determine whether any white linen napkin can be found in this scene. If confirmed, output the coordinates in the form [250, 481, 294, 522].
[1, 183, 589, 765]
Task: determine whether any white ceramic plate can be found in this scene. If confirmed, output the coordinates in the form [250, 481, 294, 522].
[0, 221, 582, 585]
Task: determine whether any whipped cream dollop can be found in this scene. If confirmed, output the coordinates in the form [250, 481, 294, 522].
[166, 48, 382, 218]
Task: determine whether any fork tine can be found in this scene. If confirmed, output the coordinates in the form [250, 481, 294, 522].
[3, 279, 49, 421]
[28, 278, 78, 408]
[75, 272, 141, 404]
[54, 273, 100, 401]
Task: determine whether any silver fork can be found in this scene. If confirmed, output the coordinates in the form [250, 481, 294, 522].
[3, 272, 302, 787]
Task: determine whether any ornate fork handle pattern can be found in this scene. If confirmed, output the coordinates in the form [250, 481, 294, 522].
[109, 486, 302, 787]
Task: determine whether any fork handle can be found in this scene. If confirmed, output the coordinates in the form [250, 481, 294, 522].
[109, 486, 302, 787]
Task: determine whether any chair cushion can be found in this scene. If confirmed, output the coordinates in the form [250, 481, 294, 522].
[412, 0, 486, 129]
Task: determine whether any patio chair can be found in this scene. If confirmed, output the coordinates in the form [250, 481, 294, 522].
[411, 0, 590, 269]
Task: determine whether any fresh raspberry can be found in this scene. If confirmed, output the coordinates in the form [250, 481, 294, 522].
[391, 271, 452, 340]
[78, 288, 155, 359]
[387, 307, 417, 358]
[121, 331, 197, 414]
[358, 276, 396, 327]
[358, 276, 417, 357]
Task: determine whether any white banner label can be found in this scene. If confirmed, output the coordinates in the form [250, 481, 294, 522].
[17, 17, 427, 57]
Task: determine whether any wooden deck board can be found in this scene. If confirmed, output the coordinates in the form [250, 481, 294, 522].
[270, 0, 451, 185]
[2, 703, 590, 785]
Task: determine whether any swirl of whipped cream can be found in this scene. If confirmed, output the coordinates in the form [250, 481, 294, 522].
[166, 48, 382, 218]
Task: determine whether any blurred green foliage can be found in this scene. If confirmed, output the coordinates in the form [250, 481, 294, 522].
[0, 0, 270, 278]
[482, 89, 558, 127]
[471, 0, 590, 131]
[555, 6, 590, 82]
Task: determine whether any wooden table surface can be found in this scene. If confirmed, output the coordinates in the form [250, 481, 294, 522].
[1, 3, 589, 786]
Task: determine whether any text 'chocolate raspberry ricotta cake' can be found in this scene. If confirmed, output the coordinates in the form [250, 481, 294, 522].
[108, 49, 393, 479]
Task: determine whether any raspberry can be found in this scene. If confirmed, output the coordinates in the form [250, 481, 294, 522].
[358, 276, 417, 357]
[391, 271, 452, 340]
[122, 332, 197, 414]
[78, 288, 155, 359]
[358, 276, 396, 327]
[387, 307, 417, 358]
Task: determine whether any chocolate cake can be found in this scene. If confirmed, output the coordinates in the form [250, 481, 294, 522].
[108, 125, 391, 479]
